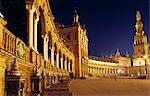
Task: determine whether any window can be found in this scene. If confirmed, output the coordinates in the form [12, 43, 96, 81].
[75, 32, 77, 40]
[67, 33, 71, 40]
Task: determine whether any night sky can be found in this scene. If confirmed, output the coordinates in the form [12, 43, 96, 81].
[0, 0, 149, 57]
[49, 0, 149, 57]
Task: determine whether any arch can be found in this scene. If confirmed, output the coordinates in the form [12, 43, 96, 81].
[66, 57, 69, 71]
[70, 60, 73, 71]
[48, 32, 53, 49]
[48, 32, 52, 60]
[59, 50, 62, 69]
[63, 54, 66, 69]
[37, 7, 46, 54]
[54, 43, 58, 53]
[38, 7, 46, 36]
[54, 43, 58, 66]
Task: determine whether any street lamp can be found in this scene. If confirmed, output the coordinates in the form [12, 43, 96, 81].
[143, 55, 148, 79]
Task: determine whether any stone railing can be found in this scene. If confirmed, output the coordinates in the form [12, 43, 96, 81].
[0, 26, 31, 63]
[0, 27, 31, 62]
[2, 27, 16, 55]
[0, 19, 71, 77]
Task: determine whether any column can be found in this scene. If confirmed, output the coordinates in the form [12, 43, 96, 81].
[33, 15, 39, 51]
[61, 57, 63, 69]
[56, 53, 59, 68]
[51, 47, 54, 65]
[65, 60, 67, 70]
[27, 8, 34, 49]
[43, 37, 48, 61]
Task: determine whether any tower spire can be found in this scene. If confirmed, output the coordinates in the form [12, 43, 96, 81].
[73, 10, 79, 24]
[136, 11, 141, 21]
[135, 11, 143, 34]
[115, 48, 121, 57]
[133, 11, 149, 60]
[125, 51, 129, 58]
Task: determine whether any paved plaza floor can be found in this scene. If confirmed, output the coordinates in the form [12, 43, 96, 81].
[70, 78, 150, 96]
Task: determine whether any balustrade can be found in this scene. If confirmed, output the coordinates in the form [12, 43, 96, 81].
[0, 18, 73, 83]
[2, 28, 16, 54]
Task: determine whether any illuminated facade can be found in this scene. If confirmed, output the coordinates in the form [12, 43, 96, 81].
[0, 0, 149, 95]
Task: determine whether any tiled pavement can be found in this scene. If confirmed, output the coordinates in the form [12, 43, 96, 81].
[70, 78, 150, 96]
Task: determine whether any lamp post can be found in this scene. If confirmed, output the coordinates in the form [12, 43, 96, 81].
[143, 55, 148, 79]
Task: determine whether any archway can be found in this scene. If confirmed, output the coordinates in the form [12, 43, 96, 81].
[59, 50, 62, 69]
[48, 32, 52, 60]
[54, 43, 57, 66]
[37, 7, 45, 54]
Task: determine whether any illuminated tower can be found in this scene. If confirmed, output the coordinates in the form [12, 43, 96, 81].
[133, 11, 149, 66]
[58, 11, 89, 78]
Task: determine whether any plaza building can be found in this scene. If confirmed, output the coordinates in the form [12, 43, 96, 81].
[0, 0, 149, 96]
[88, 50, 131, 77]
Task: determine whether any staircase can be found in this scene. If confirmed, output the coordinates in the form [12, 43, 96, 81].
[42, 77, 72, 96]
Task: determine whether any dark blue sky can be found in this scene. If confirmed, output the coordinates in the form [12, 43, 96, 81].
[50, 0, 149, 57]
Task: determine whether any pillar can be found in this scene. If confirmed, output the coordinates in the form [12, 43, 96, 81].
[51, 47, 54, 65]
[43, 37, 48, 61]
[33, 15, 39, 51]
[56, 53, 59, 68]
[61, 57, 63, 69]
[27, 7, 34, 49]
[65, 60, 67, 70]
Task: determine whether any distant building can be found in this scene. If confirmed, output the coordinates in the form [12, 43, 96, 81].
[88, 49, 131, 77]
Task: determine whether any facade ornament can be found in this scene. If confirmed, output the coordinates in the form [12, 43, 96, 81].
[16, 40, 25, 58]
[25, 0, 34, 10]
[135, 11, 143, 33]
[136, 11, 141, 21]
[73, 10, 79, 23]
[9, 58, 21, 76]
